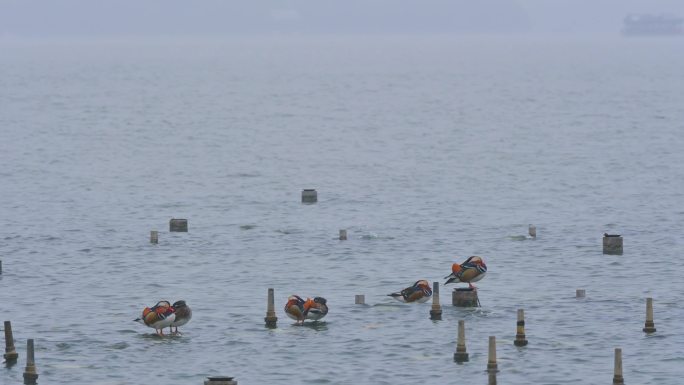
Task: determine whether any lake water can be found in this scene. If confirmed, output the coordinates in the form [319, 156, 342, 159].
[1, 36, 683, 385]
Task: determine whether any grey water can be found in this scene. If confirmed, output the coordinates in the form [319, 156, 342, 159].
[1, 36, 684, 385]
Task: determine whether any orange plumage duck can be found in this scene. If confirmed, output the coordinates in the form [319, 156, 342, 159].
[444, 256, 487, 289]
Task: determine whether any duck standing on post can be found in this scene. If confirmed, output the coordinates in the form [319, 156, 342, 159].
[134, 300, 176, 336]
[387, 280, 433, 303]
[285, 295, 328, 325]
[444, 256, 487, 289]
[169, 300, 192, 335]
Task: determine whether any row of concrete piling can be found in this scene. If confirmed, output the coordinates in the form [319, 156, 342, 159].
[259, 285, 656, 382]
[3, 321, 39, 384]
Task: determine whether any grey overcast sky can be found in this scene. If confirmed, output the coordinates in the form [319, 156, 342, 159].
[1, 0, 683, 38]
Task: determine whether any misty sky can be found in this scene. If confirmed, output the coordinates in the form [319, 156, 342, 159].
[1, 0, 683, 38]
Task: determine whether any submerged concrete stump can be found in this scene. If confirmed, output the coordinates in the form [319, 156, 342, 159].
[204, 377, 237, 385]
[487, 336, 498, 373]
[339, 229, 347, 240]
[3, 321, 18, 364]
[150, 231, 159, 244]
[23, 339, 38, 385]
[643, 297, 656, 333]
[429, 282, 442, 320]
[170, 218, 188, 232]
[355, 295, 365, 305]
[264, 288, 277, 328]
[576, 289, 586, 298]
[301, 189, 317, 203]
[528, 224, 536, 238]
[452, 288, 480, 307]
[514, 309, 528, 347]
[603, 234, 623, 255]
[453, 320, 469, 363]
[613, 348, 624, 384]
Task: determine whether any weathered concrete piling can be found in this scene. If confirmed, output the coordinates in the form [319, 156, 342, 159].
[487, 336, 498, 372]
[514, 309, 528, 347]
[264, 288, 277, 328]
[453, 320, 469, 362]
[603, 233, 623, 255]
[429, 282, 442, 320]
[528, 224, 536, 238]
[170, 218, 188, 232]
[204, 376, 237, 385]
[23, 339, 38, 385]
[452, 287, 480, 307]
[576, 289, 586, 298]
[643, 297, 656, 333]
[613, 348, 624, 384]
[301, 189, 317, 203]
[339, 229, 347, 240]
[3, 321, 18, 364]
[355, 295, 365, 305]
[150, 230, 159, 244]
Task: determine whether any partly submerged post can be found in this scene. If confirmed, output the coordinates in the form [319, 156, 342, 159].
[576, 289, 586, 298]
[429, 282, 442, 320]
[3, 321, 18, 364]
[514, 309, 528, 346]
[528, 224, 536, 238]
[355, 295, 365, 305]
[23, 339, 38, 385]
[204, 376, 238, 385]
[453, 320, 469, 362]
[643, 297, 656, 333]
[452, 287, 480, 307]
[150, 230, 159, 244]
[265, 288, 277, 328]
[339, 229, 347, 240]
[301, 189, 317, 203]
[613, 348, 624, 384]
[603, 233, 623, 255]
[487, 336, 498, 373]
[170, 218, 188, 232]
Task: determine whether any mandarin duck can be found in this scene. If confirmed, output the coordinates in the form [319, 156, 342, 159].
[284, 295, 329, 325]
[168, 300, 192, 335]
[444, 256, 487, 289]
[134, 300, 176, 336]
[387, 280, 433, 303]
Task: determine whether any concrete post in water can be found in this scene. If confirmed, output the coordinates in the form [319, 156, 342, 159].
[528, 224, 536, 238]
[3, 321, 18, 364]
[514, 309, 528, 347]
[264, 288, 277, 328]
[301, 189, 317, 203]
[612, 348, 624, 384]
[487, 336, 498, 373]
[453, 320, 469, 363]
[0, 259, 2, 274]
[452, 288, 480, 307]
[23, 339, 38, 385]
[170, 218, 188, 232]
[150, 230, 159, 244]
[603, 233, 623, 255]
[355, 295, 365, 305]
[204, 377, 238, 385]
[643, 297, 656, 333]
[576, 289, 586, 298]
[429, 281, 442, 320]
[339, 229, 347, 240]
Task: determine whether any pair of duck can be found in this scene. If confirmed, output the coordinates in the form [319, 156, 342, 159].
[284, 295, 329, 325]
[134, 300, 192, 336]
[388, 256, 487, 303]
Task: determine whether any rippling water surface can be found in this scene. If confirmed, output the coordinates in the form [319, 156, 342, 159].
[1, 37, 684, 385]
